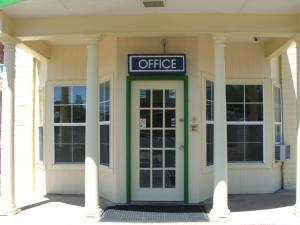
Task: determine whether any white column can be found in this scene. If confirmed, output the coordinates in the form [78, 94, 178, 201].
[0, 39, 19, 215]
[210, 33, 230, 219]
[85, 38, 101, 216]
[294, 35, 300, 217]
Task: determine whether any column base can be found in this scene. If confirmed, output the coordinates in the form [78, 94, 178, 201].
[293, 204, 300, 217]
[0, 207, 21, 216]
[209, 207, 230, 221]
[85, 205, 102, 218]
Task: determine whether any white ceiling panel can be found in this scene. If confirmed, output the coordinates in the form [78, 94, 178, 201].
[1, 0, 300, 18]
[240, 0, 300, 14]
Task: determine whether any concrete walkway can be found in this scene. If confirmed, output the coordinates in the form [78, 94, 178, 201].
[0, 190, 299, 225]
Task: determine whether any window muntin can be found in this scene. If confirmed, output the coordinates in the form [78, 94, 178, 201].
[274, 86, 282, 145]
[206, 80, 214, 166]
[54, 86, 86, 163]
[99, 81, 111, 166]
[226, 85, 264, 162]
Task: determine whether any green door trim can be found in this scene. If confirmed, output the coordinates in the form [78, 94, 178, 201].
[126, 75, 189, 203]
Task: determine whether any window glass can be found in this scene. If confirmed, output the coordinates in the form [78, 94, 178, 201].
[99, 81, 111, 166]
[245, 85, 263, 102]
[206, 80, 214, 166]
[226, 85, 244, 102]
[54, 86, 86, 163]
[226, 84, 264, 162]
[209, 82, 265, 164]
[274, 86, 282, 147]
[100, 124, 110, 166]
[227, 104, 244, 121]
[245, 104, 263, 121]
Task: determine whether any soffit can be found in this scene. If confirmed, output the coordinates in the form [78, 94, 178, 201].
[1, 0, 300, 19]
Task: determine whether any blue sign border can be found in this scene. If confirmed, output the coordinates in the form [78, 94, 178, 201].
[128, 54, 186, 75]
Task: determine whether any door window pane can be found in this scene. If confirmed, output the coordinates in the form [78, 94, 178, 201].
[152, 170, 163, 188]
[152, 110, 163, 127]
[165, 150, 175, 168]
[140, 110, 151, 128]
[152, 130, 163, 148]
[165, 130, 175, 148]
[140, 130, 150, 148]
[140, 89, 151, 108]
[165, 90, 176, 108]
[140, 170, 150, 188]
[152, 150, 163, 168]
[165, 170, 175, 188]
[165, 110, 176, 128]
[152, 90, 163, 108]
[140, 150, 150, 168]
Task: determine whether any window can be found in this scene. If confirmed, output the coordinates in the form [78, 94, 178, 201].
[274, 86, 282, 145]
[226, 85, 264, 162]
[99, 81, 111, 166]
[53, 86, 86, 163]
[38, 126, 44, 162]
[206, 80, 214, 166]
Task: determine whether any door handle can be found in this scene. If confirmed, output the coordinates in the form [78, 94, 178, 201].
[179, 144, 184, 151]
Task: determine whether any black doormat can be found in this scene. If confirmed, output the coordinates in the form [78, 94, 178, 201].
[105, 204, 206, 213]
[100, 205, 208, 223]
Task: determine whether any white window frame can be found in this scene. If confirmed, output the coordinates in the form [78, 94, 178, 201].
[99, 79, 112, 168]
[226, 83, 265, 163]
[52, 84, 86, 164]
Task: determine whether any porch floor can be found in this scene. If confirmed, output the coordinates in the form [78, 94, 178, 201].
[0, 189, 299, 224]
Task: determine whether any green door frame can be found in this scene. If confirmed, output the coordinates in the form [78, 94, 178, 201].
[126, 75, 189, 203]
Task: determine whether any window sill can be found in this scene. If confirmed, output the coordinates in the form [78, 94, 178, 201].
[99, 165, 113, 174]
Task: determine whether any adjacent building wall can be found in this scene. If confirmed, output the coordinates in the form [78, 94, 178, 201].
[14, 48, 35, 194]
[282, 43, 297, 189]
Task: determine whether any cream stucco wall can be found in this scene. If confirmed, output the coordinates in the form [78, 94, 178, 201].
[43, 37, 118, 201]
[40, 35, 282, 203]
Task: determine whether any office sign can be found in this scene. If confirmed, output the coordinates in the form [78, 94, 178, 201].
[128, 54, 186, 75]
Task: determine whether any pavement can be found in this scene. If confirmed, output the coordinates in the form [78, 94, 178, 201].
[0, 189, 299, 225]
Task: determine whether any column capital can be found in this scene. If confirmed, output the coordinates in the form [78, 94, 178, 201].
[86, 35, 102, 46]
[294, 33, 300, 45]
[212, 33, 228, 45]
[0, 37, 19, 49]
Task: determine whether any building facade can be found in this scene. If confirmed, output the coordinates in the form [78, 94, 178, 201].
[0, 0, 300, 218]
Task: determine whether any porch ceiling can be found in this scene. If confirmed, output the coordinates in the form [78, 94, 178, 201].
[1, 0, 300, 19]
